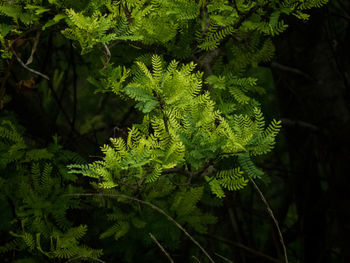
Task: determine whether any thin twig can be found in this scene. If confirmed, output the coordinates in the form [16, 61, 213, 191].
[214, 252, 233, 263]
[65, 193, 215, 263]
[108, 39, 121, 49]
[25, 31, 40, 65]
[149, 233, 174, 263]
[64, 255, 106, 263]
[205, 234, 283, 263]
[281, 118, 319, 132]
[192, 255, 201, 262]
[270, 61, 316, 83]
[248, 177, 288, 263]
[103, 43, 111, 68]
[12, 49, 49, 80]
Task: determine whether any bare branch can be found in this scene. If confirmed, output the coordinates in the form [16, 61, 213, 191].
[192, 255, 201, 263]
[12, 49, 49, 80]
[271, 61, 316, 82]
[214, 252, 233, 263]
[281, 118, 319, 132]
[248, 177, 288, 263]
[103, 43, 111, 68]
[25, 31, 41, 66]
[206, 234, 283, 263]
[149, 233, 174, 263]
[65, 256, 106, 263]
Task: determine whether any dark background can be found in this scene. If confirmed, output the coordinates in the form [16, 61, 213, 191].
[270, 1, 350, 261]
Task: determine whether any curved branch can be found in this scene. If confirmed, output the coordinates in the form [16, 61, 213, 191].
[65, 193, 215, 263]
[12, 49, 49, 80]
[149, 233, 174, 263]
[248, 177, 288, 263]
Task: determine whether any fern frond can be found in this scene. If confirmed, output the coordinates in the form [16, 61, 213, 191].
[39, 163, 53, 194]
[238, 153, 264, 179]
[263, 119, 282, 138]
[22, 232, 35, 251]
[253, 107, 265, 130]
[151, 54, 163, 83]
[217, 168, 248, 191]
[100, 221, 130, 240]
[171, 187, 204, 216]
[0, 120, 24, 144]
[127, 127, 142, 149]
[146, 164, 163, 183]
[298, 0, 329, 10]
[206, 177, 225, 198]
[229, 87, 251, 104]
[65, 225, 87, 241]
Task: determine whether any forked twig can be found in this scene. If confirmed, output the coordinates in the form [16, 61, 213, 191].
[12, 49, 49, 80]
[65, 193, 215, 263]
[149, 232, 174, 263]
[248, 177, 288, 263]
[25, 31, 41, 66]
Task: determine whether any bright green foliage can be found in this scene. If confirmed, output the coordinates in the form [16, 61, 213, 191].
[69, 55, 281, 199]
[206, 168, 248, 198]
[62, 9, 119, 54]
[55, 0, 329, 53]
[0, 0, 328, 261]
[0, 0, 328, 58]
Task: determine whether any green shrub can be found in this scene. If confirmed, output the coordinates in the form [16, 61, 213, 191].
[0, 0, 328, 262]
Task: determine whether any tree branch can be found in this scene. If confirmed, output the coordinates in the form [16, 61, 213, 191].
[149, 233, 174, 263]
[248, 177, 288, 263]
[65, 256, 106, 263]
[103, 43, 111, 68]
[65, 193, 215, 263]
[25, 31, 40, 66]
[270, 61, 316, 82]
[281, 118, 319, 132]
[205, 234, 283, 263]
[12, 49, 49, 80]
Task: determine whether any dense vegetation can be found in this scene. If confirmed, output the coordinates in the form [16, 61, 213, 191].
[2, 0, 347, 262]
